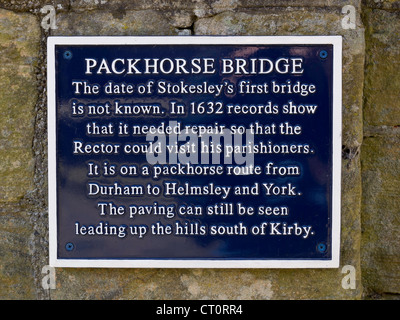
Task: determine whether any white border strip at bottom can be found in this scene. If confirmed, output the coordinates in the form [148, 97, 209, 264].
[52, 259, 339, 269]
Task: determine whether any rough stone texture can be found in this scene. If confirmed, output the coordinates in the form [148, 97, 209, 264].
[361, 8, 400, 298]
[361, 135, 400, 296]
[363, 0, 400, 10]
[0, 9, 40, 299]
[52, 10, 181, 36]
[50, 268, 275, 300]
[0, 9, 40, 202]
[363, 9, 400, 127]
[0, 0, 69, 13]
[68, 0, 362, 12]
[0, 204, 36, 299]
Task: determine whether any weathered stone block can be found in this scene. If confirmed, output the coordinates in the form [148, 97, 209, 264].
[50, 268, 275, 300]
[0, 204, 36, 299]
[363, 0, 400, 10]
[68, 0, 362, 13]
[0, 0, 69, 12]
[52, 10, 180, 36]
[363, 9, 400, 127]
[361, 8, 400, 297]
[361, 134, 400, 295]
[0, 9, 40, 202]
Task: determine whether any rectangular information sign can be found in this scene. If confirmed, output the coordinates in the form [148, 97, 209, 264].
[48, 36, 342, 268]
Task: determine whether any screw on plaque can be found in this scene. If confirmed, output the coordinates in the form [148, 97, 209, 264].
[317, 242, 327, 253]
[65, 242, 74, 251]
[63, 50, 73, 60]
[319, 50, 328, 59]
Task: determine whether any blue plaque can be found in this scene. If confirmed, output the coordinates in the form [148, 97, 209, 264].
[48, 36, 342, 268]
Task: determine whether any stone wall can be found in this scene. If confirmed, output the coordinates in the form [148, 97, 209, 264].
[361, 1, 400, 299]
[0, 0, 397, 300]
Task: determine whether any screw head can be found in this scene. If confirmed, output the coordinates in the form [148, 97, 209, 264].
[63, 50, 72, 60]
[317, 242, 327, 253]
[65, 242, 74, 251]
[319, 50, 328, 59]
